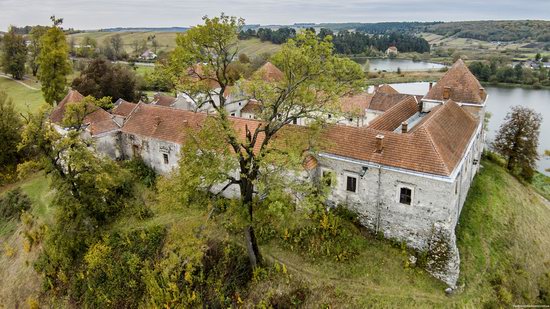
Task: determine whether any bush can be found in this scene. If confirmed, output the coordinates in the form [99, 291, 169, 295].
[0, 188, 31, 219]
[143, 237, 253, 308]
[123, 158, 157, 188]
[280, 207, 365, 262]
[82, 225, 167, 308]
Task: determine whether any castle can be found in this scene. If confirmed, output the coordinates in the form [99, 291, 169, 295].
[50, 59, 487, 287]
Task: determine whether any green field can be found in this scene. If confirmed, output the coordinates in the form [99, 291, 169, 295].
[68, 32, 281, 58]
[0, 77, 46, 113]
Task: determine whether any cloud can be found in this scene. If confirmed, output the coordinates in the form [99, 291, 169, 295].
[1, 0, 549, 30]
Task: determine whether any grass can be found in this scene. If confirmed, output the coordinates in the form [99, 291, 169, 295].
[2, 159, 549, 307]
[68, 32, 281, 59]
[236, 38, 281, 58]
[0, 173, 53, 307]
[532, 172, 550, 201]
[0, 77, 46, 113]
[0, 173, 53, 237]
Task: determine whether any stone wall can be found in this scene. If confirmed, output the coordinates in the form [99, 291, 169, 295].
[119, 133, 180, 174]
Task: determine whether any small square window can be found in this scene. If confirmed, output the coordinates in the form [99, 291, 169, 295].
[328, 114, 332, 119]
[399, 187, 412, 205]
[292, 118, 297, 125]
[163, 153, 169, 164]
[346, 176, 357, 193]
[230, 112, 236, 116]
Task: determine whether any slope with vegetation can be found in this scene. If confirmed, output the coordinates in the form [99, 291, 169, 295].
[1, 157, 549, 307]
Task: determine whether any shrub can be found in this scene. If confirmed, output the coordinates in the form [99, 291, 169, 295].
[143, 237, 252, 308]
[82, 225, 167, 308]
[280, 208, 365, 262]
[123, 158, 157, 188]
[0, 188, 31, 220]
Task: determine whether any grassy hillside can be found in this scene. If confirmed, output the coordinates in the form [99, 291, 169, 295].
[1, 159, 549, 307]
[0, 77, 45, 113]
[426, 20, 550, 43]
[68, 32, 280, 58]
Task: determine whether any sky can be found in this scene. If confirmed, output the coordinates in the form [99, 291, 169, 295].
[1, 0, 549, 31]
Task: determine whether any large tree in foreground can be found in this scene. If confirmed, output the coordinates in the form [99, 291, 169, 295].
[493, 106, 542, 181]
[1, 26, 27, 80]
[37, 16, 72, 105]
[169, 15, 365, 266]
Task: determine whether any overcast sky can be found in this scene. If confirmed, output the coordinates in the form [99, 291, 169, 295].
[1, 0, 549, 31]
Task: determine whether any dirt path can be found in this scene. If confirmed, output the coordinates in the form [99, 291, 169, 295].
[0, 74, 40, 91]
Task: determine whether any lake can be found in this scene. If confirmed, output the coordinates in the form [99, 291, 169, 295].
[375, 82, 550, 175]
[352, 58, 447, 72]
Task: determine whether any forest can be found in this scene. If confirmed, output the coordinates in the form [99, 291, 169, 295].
[239, 27, 431, 55]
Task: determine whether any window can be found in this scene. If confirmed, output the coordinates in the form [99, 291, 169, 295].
[322, 170, 334, 187]
[292, 118, 297, 125]
[230, 112, 236, 116]
[132, 145, 140, 157]
[163, 153, 169, 164]
[327, 114, 332, 119]
[399, 187, 412, 205]
[346, 176, 357, 193]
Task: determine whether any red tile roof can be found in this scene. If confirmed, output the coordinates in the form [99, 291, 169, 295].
[339, 93, 373, 116]
[122, 100, 478, 177]
[50, 90, 119, 135]
[112, 100, 138, 117]
[377, 84, 399, 94]
[257, 62, 284, 82]
[85, 108, 120, 135]
[368, 96, 419, 131]
[368, 92, 415, 112]
[323, 100, 478, 176]
[241, 100, 261, 114]
[424, 59, 487, 104]
[121, 104, 267, 154]
[152, 93, 177, 107]
[50, 89, 85, 123]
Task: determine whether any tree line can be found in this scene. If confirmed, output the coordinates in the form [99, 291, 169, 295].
[239, 27, 297, 44]
[324, 29, 431, 55]
[239, 27, 430, 55]
[469, 58, 550, 88]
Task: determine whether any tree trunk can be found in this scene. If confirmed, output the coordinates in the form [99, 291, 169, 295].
[241, 178, 261, 268]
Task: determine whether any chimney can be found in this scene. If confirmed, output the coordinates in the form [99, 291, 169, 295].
[401, 122, 408, 134]
[479, 87, 485, 99]
[429, 82, 433, 90]
[375, 134, 384, 153]
[443, 86, 451, 100]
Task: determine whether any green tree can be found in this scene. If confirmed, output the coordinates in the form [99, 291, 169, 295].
[169, 15, 364, 266]
[18, 107, 133, 298]
[0, 91, 23, 182]
[109, 34, 123, 60]
[492, 106, 542, 181]
[37, 16, 72, 105]
[71, 58, 139, 102]
[28, 25, 48, 76]
[1, 26, 27, 80]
